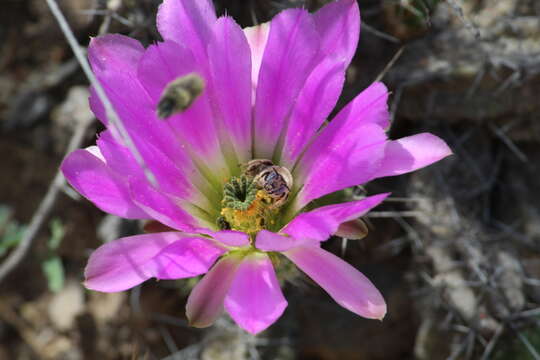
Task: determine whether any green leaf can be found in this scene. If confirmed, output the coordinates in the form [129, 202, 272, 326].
[48, 218, 65, 250]
[0, 205, 12, 231]
[0, 222, 26, 257]
[42, 256, 65, 293]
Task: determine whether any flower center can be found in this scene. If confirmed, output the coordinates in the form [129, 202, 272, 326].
[217, 160, 293, 238]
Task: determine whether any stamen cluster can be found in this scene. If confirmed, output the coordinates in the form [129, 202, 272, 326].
[218, 160, 291, 237]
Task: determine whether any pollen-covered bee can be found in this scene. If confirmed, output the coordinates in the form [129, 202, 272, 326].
[156, 73, 205, 119]
[253, 165, 293, 208]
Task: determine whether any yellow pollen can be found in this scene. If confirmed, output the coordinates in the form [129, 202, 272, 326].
[220, 190, 277, 237]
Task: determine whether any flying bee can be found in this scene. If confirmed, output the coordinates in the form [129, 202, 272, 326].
[157, 73, 205, 119]
[253, 165, 293, 208]
[243, 159, 274, 178]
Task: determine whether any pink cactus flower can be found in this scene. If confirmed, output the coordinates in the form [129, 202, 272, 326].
[61, 0, 451, 334]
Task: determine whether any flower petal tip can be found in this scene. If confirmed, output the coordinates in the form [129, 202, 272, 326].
[365, 301, 387, 321]
[241, 321, 272, 335]
[82, 278, 110, 293]
[233, 299, 287, 335]
[186, 316, 213, 329]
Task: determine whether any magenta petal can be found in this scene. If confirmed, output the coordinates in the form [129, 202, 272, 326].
[128, 178, 200, 232]
[89, 86, 107, 126]
[292, 82, 392, 209]
[85, 232, 225, 292]
[137, 41, 225, 165]
[331, 82, 390, 130]
[243, 22, 270, 92]
[253, 8, 320, 158]
[283, 193, 389, 242]
[156, 0, 216, 64]
[314, 0, 360, 65]
[89, 36, 207, 189]
[210, 230, 250, 247]
[257, 194, 388, 252]
[97, 131, 144, 180]
[371, 133, 453, 179]
[208, 17, 253, 161]
[186, 254, 242, 328]
[97, 131, 208, 210]
[88, 35, 144, 121]
[256, 230, 316, 252]
[153, 237, 226, 279]
[88, 34, 144, 77]
[61, 148, 147, 219]
[225, 253, 287, 334]
[281, 58, 346, 167]
[137, 41, 197, 103]
[294, 123, 387, 210]
[87, 35, 144, 129]
[284, 246, 386, 319]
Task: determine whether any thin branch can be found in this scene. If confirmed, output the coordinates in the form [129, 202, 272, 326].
[510, 323, 540, 360]
[45, 0, 157, 187]
[0, 117, 91, 283]
[361, 22, 401, 44]
[375, 47, 405, 82]
[489, 123, 528, 163]
[385, 196, 425, 203]
[159, 326, 179, 355]
[366, 210, 423, 218]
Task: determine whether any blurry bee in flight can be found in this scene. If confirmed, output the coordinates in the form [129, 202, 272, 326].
[157, 73, 205, 119]
[253, 163, 293, 208]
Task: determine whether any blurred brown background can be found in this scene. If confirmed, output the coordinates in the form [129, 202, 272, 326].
[1, 0, 539, 359]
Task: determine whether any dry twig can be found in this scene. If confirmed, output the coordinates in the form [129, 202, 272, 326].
[0, 115, 91, 283]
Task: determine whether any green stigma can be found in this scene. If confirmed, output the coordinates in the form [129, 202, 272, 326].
[222, 176, 258, 211]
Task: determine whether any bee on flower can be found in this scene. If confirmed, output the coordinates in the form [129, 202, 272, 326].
[61, 0, 451, 334]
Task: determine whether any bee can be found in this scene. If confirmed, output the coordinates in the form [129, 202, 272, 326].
[253, 165, 293, 208]
[156, 73, 205, 119]
[243, 159, 274, 178]
[241, 159, 293, 208]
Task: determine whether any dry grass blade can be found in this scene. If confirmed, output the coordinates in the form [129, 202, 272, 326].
[375, 47, 405, 83]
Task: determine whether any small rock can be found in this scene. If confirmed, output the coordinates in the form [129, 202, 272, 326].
[497, 251, 525, 312]
[88, 292, 126, 324]
[201, 326, 248, 360]
[47, 280, 84, 331]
